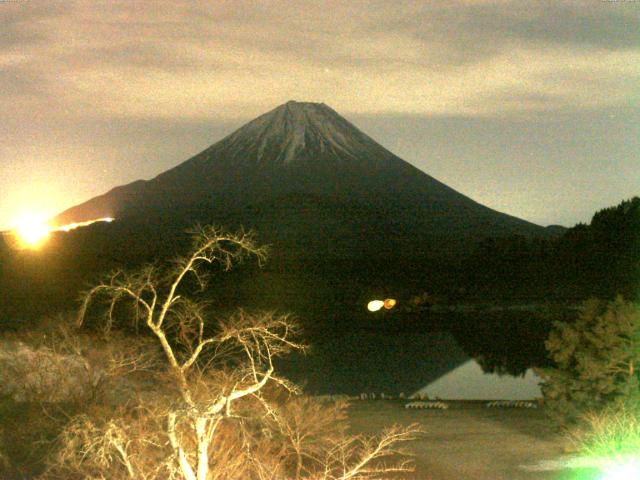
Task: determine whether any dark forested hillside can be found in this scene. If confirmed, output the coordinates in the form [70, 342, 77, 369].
[1, 197, 637, 327]
[466, 196, 640, 301]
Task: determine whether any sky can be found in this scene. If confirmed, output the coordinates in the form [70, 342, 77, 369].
[1, 0, 638, 230]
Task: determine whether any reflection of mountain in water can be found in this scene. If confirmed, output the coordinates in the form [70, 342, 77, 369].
[415, 359, 542, 401]
[277, 308, 556, 395]
[284, 330, 468, 396]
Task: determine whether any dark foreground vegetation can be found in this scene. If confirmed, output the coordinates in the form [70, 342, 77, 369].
[0, 196, 638, 477]
[1, 227, 419, 479]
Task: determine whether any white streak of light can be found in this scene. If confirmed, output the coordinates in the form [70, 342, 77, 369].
[54, 217, 114, 232]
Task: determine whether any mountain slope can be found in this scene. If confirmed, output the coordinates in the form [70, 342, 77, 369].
[54, 101, 546, 246]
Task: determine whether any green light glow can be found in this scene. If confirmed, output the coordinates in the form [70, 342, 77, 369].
[600, 458, 640, 480]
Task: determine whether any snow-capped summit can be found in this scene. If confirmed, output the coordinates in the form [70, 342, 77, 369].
[212, 101, 397, 168]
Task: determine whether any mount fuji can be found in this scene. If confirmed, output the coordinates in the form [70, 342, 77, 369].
[54, 101, 546, 254]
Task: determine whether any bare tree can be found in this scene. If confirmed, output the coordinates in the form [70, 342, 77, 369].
[45, 226, 419, 480]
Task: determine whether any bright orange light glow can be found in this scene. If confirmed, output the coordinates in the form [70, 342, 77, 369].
[9, 215, 115, 250]
[13, 214, 51, 248]
[384, 298, 397, 310]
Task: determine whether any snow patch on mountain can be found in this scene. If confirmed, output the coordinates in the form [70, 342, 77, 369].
[218, 101, 385, 166]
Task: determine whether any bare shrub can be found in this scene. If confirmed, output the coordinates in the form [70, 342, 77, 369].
[0, 312, 163, 407]
[0, 338, 92, 403]
[44, 404, 173, 480]
[41, 226, 419, 480]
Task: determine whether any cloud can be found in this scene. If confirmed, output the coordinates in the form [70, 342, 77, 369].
[0, 0, 638, 122]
